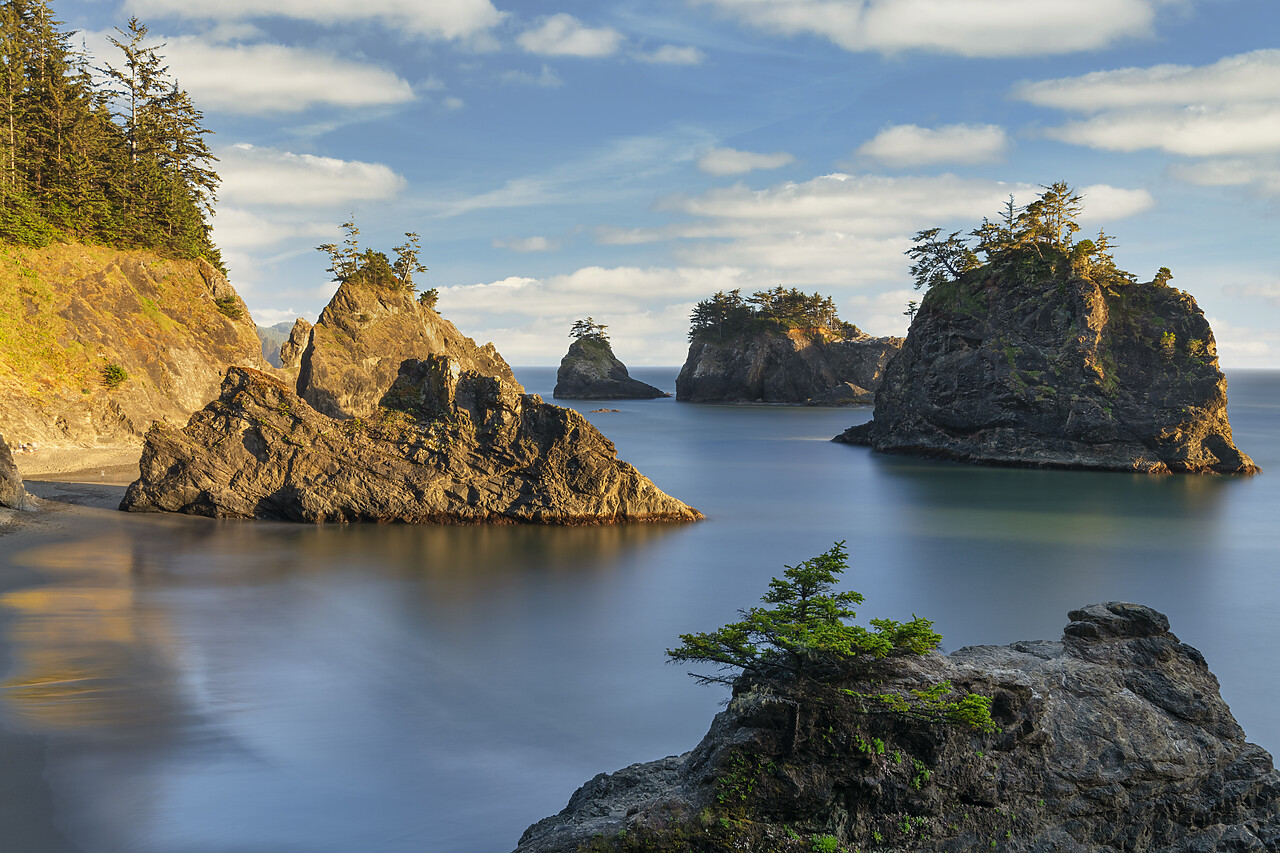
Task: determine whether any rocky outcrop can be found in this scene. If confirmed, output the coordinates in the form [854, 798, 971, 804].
[516, 603, 1280, 853]
[0, 244, 268, 446]
[278, 317, 312, 375]
[676, 328, 902, 405]
[838, 270, 1257, 473]
[554, 338, 667, 400]
[296, 280, 516, 419]
[0, 432, 37, 510]
[120, 363, 702, 524]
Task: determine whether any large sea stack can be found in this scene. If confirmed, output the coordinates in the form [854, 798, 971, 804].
[554, 336, 667, 400]
[122, 267, 701, 524]
[838, 186, 1257, 474]
[676, 288, 901, 405]
[516, 603, 1280, 852]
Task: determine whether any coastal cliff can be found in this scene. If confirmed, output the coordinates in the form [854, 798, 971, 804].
[0, 243, 268, 447]
[515, 603, 1280, 852]
[677, 327, 902, 405]
[555, 337, 667, 400]
[120, 363, 701, 524]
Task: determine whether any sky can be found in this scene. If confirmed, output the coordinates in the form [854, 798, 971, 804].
[56, 0, 1280, 367]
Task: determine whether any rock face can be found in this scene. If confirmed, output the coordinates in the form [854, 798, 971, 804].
[278, 317, 312, 375]
[296, 280, 516, 419]
[676, 328, 903, 405]
[838, 271, 1257, 473]
[120, 363, 702, 524]
[516, 603, 1280, 853]
[554, 338, 668, 400]
[0, 432, 38, 510]
[0, 243, 268, 446]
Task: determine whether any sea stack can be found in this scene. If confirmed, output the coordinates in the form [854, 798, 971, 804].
[838, 184, 1257, 474]
[675, 288, 901, 405]
[554, 322, 667, 399]
[0, 432, 38, 511]
[515, 603, 1280, 852]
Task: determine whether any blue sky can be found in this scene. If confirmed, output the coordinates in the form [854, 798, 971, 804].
[58, 0, 1280, 366]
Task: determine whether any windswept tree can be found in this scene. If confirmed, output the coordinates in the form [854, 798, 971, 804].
[569, 317, 609, 342]
[317, 220, 436, 305]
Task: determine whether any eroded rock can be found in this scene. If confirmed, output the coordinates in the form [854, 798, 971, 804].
[0, 432, 38, 511]
[554, 338, 667, 400]
[120, 363, 702, 524]
[516, 603, 1280, 852]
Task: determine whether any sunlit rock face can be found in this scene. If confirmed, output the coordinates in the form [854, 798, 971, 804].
[838, 270, 1257, 474]
[120, 363, 702, 524]
[677, 327, 902, 405]
[554, 338, 667, 400]
[515, 603, 1280, 853]
[0, 432, 38, 511]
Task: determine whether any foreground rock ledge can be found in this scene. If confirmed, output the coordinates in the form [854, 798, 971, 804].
[120, 364, 702, 524]
[516, 603, 1280, 852]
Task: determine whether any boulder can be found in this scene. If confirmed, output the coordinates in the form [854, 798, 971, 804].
[554, 338, 668, 400]
[0, 432, 38, 511]
[676, 328, 902, 405]
[516, 603, 1280, 852]
[838, 270, 1257, 473]
[120, 363, 702, 524]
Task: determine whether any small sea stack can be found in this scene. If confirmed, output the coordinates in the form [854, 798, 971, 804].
[554, 319, 667, 400]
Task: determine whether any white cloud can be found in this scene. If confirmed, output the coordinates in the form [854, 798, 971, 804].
[86, 32, 415, 115]
[1075, 184, 1157, 222]
[500, 65, 564, 87]
[697, 147, 795, 176]
[444, 96, 466, 110]
[635, 45, 706, 65]
[1224, 281, 1280, 308]
[692, 0, 1171, 58]
[124, 0, 505, 40]
[1203, 318, 1278, 368]
[494, 236, 560, 252]
[211, 207, 333, 251]
[855, 124, 1010, 167]
[219, 144, 406, 207]
[1018, 50, 1280, 161]
[1044, 106, 1280, 157]
[517, 14, 624, 58]
[1170, 158, 1280, 196]
[1014, 49, 1280, 113]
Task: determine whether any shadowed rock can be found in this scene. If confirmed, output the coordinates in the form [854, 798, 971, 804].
[516, 603, 1280, 852]
[554, 338, 667, 400]
[677, 327, 902, 405]
[838, 269, 1257, 474]
[1, 432, 38, 511]
[120, 364, 702, 524]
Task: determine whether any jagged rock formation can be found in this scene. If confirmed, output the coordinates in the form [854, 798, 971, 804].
[838, 269, 1257, 473]
[516, 603, 1280, 853]
[0, 244, 267, 446]
[676, 328, 902, 405]
[278, 317, 312, 374]
[120, 362, 702, 524]
[0, 432, 38, 511]
[296, 280, 516, 419]
[554, 338, 668, 400]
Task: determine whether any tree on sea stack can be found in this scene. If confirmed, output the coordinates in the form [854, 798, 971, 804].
[668, 542, 996, 732]
[317, 220, 437, 305]
[569, 317, 609, 342]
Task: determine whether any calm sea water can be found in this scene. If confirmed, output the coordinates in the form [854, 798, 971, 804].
[2, 368, 1278, 853]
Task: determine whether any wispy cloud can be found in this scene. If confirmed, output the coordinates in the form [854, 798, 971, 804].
[855, 124, 1010, 167]
[493, 236, 561, 252]
[124, 0, 505, 40]
[691, 0, 1175, 57]
[500, 65, 564, 87]
[634, 44, 705, 65]
[218, 144, 406, 207]
[517, 14, 624, 58]
[697, 147, 795, 176]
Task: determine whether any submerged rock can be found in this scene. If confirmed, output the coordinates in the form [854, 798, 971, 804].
[838, 267, 1257, 473]
[0, 432, 38, 511]
[516, 603, 1280, 852]
[554, 338, 667, 400]
[676, 328, 902, 405]
[120, 363, 702, 524]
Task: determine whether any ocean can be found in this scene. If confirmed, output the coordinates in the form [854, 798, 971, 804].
[1, 367, 1277, 852]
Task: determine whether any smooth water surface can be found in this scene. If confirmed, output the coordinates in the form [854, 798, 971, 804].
[2, 368, 1277, 852]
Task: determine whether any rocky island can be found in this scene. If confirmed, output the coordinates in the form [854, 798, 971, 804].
[554, 319, 667, 400]
[516, 547, 1279, 852]
[676, 288, 902, 405]
[122, 241, 701, 524]
[838, 184, 1257, 474]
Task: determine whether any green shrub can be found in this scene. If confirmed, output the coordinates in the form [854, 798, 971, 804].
[213, 295, 243, 319]
[101, 363, 129, 389]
